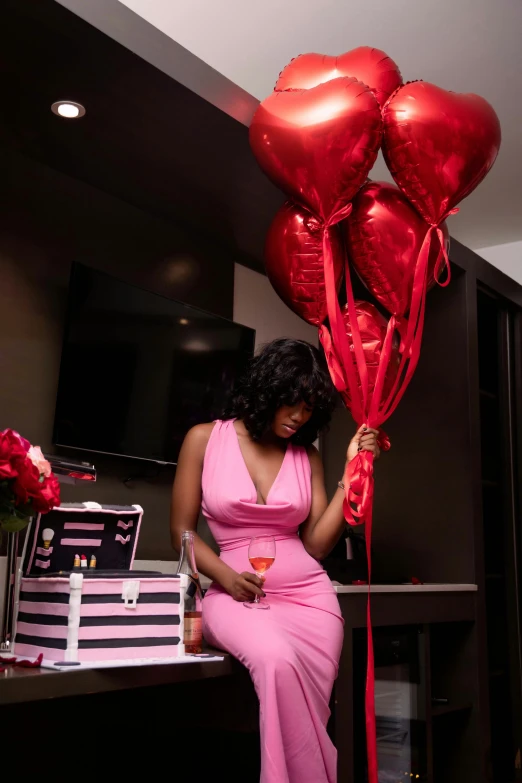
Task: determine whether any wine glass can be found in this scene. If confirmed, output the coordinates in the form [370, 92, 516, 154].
[244, 535, 276, 610]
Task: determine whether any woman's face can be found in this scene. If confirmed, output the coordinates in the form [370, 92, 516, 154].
[272, 401, 313, 439]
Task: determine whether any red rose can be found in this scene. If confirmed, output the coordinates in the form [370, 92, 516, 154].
[32, 475, 61, 513]
[0, 429, 28, 479]
[12, 456, 42, 505]
[9, 430, 31, 453]
[13, 458, 61, 513]
[1, 429, 60, 515]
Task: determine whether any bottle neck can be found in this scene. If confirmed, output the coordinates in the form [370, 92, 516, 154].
[177, 532, 204, 603]
[177, 533, 197, 577]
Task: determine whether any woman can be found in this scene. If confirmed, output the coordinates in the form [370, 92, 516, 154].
[170, 338, 379, 783]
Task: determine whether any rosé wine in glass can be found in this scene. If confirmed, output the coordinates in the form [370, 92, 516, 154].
[244, 535, 276, 610]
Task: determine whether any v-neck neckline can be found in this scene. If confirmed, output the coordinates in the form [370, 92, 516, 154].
[231, 420, 290, 506]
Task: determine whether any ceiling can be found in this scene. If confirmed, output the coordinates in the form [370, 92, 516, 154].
[1, 0, 284, 272]
[111, 0, 522, 250]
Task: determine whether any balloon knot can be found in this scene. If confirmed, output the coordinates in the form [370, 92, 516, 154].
[431, 207, 460, 226]
[325, 203, 353, 228]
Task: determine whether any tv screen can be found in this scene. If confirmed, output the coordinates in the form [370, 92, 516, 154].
[53, 263, 255, 463]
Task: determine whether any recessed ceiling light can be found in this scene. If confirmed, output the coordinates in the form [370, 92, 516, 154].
[51, 100, 86, 119]
[179, 318, 189, 326]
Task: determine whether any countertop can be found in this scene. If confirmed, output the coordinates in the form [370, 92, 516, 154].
[333, 583, 478, 593]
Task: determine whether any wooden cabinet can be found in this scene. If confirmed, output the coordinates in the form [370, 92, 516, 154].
[333, 588, 481, 783]
[477, 286, 522, 781]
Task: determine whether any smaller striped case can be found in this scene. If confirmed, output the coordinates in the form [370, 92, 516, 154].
[13, 504, 186, 663]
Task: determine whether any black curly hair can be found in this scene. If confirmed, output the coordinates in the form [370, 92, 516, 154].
[223, 338, 336, 446]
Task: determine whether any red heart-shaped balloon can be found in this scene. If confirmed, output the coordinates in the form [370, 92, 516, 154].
[275, 46, 402, 109]
[340, 301, 400, 408]
[345, 181, 450, 317]
[249, 77, 382, 224]
[383, 81, 501, 225]
[265, 201, 344, 326]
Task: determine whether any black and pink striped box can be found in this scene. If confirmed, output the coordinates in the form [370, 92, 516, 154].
[13, 504, 187, 663]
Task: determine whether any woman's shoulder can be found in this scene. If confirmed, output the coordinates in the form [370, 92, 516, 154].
[182, 421, 219, 457]
[305, 443, 323, 474]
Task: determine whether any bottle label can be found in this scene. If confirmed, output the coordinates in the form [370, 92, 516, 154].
[184, 614, 203, 646]
[186, 575, 198, 599]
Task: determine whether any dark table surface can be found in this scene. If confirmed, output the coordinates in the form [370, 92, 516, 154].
[0, 650, 233, 706]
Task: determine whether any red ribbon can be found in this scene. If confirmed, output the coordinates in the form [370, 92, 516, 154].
[0, 652, 43, 672]
[320, 210, 454, 783]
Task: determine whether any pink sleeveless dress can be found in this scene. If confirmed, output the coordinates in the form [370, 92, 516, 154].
[202, 420, 343, 783]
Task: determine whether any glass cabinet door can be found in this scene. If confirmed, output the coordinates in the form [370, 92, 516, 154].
[354, 625, 428, 783]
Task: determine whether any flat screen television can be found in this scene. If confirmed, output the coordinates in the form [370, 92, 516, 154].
[53, 263, 255, 464]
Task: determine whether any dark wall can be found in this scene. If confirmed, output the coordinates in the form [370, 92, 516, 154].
[323, 266, 477, 584]
[0, 149, 235, 559]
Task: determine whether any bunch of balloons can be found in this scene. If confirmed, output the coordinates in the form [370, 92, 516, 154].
[249, 45, 500, 781]
[250, 45, 500, 526]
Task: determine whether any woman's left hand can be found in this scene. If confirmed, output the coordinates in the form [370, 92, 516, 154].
[347, 425, 381, 464]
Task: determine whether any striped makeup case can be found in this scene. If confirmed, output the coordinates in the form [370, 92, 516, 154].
[13, 503, 187, 663]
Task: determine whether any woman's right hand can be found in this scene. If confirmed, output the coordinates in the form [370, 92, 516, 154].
[224, 571, 266, 602]
[347, 424, 380, 464]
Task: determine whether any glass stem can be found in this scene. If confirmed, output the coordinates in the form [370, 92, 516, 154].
[254, 572, 263, 603]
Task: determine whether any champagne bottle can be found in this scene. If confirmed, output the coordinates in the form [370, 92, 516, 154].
[176, 530, 203, 654]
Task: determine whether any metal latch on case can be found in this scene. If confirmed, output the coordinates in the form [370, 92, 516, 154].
[122, 580, 140, 608]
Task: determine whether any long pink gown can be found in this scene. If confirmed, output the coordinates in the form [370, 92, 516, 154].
[201, 419, 344, 783]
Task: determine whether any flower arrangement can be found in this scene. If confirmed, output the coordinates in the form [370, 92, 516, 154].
[0, 429, 61, 537]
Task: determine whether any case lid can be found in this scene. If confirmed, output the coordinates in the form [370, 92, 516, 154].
[23, 503, 143, 576]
